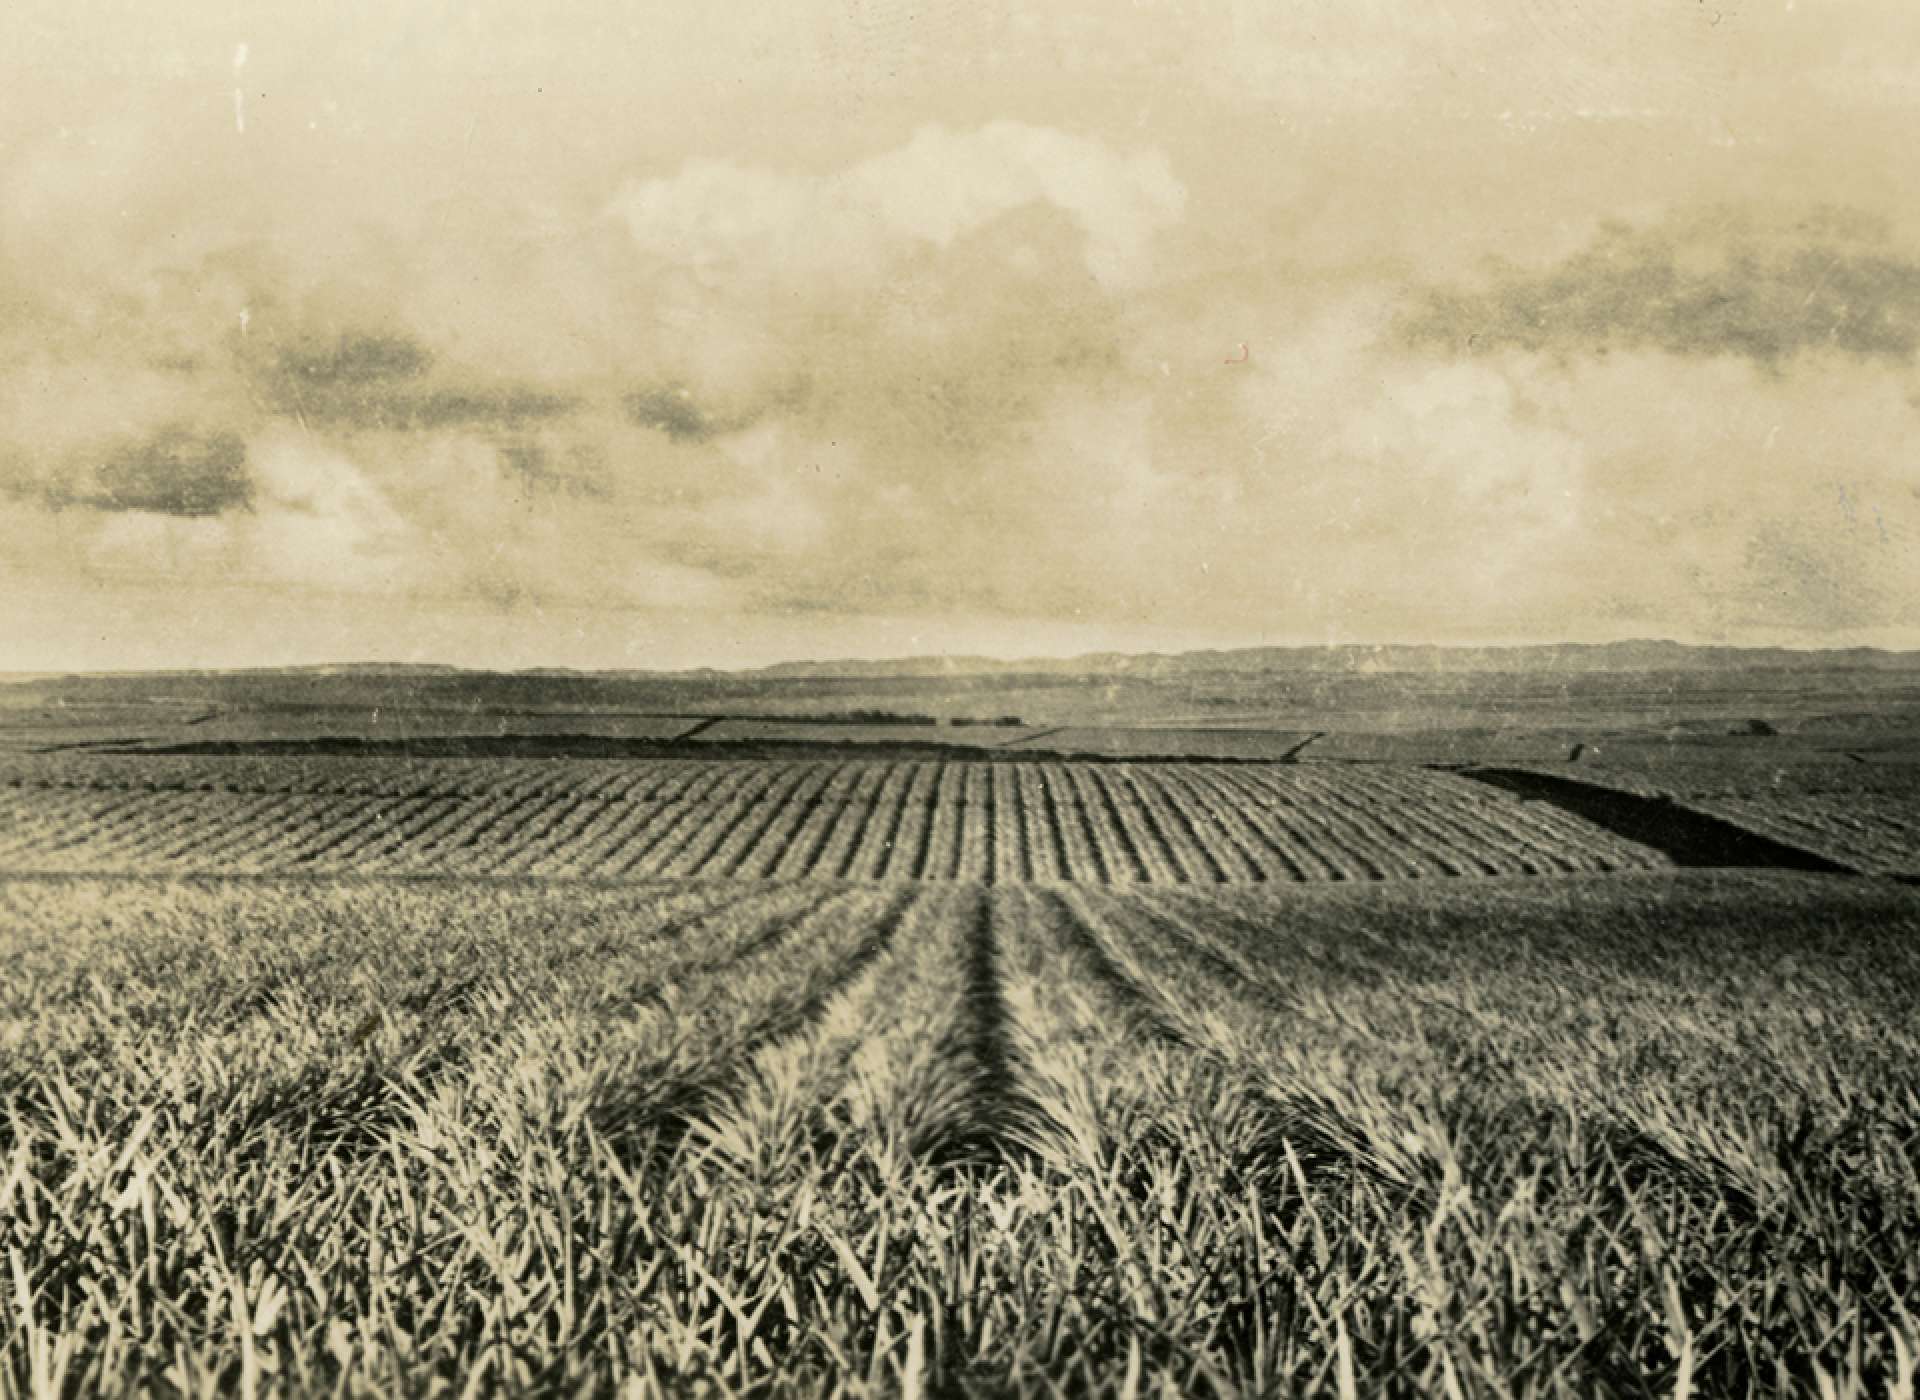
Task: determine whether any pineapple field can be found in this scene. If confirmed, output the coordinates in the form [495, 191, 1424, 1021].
[0, 756, 1664, 883]
[2, 750, 1918, 1396]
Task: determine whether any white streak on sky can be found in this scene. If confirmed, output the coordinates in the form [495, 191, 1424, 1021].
[232, 42, 248, 134]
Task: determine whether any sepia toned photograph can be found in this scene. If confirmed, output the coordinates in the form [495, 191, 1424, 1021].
[3, 0, 1919, 1393]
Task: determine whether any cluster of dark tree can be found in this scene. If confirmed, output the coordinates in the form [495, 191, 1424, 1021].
[948, 715, 1025, 728]
[767, 710, 940, 726]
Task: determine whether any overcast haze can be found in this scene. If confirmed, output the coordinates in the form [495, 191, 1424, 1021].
[4, 0, 1918, 671]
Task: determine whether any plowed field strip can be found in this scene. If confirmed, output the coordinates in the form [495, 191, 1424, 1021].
[763, 762, 855, 880]
[0, 757, 1694, 883]
[1283, 770, 1458, 878]
[232, 795, 376, 871]
[52, 791, 219, 865]
[1041, 767, 1107, 884]
[725, 763, 842, 879]
[291, 799, 407, 867]
[1347, 770, 1542, 875]
[637, 763, 792, 878]
[1288, 771, 1461, 878]
[815, 763, 889, 880]
[1212, 769, 1374, 880]
[1467, 768, 1854, 875]
[1433, 769, 1655, 872]
[1179, 769, 1317, 881]
[495, 794, 614, 874]
[20, 791, 184, 862]
[598, 763, 742, 876]
[1098, 768, 1189, 882]
[850, 763, 910, 880]
[1067, 765, 1148, 883]
[1155, 771, 1267, 881]
[461, 793, 576, 874]
[1682, 794, 1915, 877]
[691, 762, 810, 878]
[1131, 768, 1231, 882]
[1328, 770, 1508, 876]
[0, 789, 103, 861]
[323, 795, 456, 868]
[1139, 770, 1241, 882]
[885, 763, 936, 881]
[915, 762, 961, 880]
[990, 765, 1024, 885]
[518, 795, 632, 876]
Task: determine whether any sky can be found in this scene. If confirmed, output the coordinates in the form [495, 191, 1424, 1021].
[3, 0, 1918, 671]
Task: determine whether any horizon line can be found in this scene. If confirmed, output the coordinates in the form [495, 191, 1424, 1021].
[8, 635, 1920, 683]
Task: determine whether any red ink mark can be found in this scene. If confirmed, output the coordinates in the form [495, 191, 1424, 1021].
[1224, 343, 1249, 364]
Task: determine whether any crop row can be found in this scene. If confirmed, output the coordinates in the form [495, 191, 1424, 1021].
[0, 759, 1667, 883]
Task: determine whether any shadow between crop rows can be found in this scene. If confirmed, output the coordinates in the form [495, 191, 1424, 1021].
[1461, 768, 1859, 875]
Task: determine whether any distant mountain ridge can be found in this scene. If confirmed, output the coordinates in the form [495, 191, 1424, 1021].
[8, 639, 1919, 691]
[747, 640, 1920, 679]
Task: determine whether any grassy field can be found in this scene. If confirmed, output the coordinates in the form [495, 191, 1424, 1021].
[998, 727, 1322, 761]
[11, 662, 1916, 764]
[687, 720, 1050, 751]
[3, 869, 1918, 1395]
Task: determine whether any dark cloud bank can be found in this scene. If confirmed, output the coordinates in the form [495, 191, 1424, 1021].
[33, 326, 754, 519]
[10, 425, 252, 517]
[260, 332, 578, 432]
[1401, 211, 1920, 366]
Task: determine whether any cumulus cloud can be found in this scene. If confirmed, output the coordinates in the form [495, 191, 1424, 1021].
[615, 121, 1186, 294]
[1539, 352, 1920, 636]
[1400, 209, 1920, 366]
[63, 430, 416, 596]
